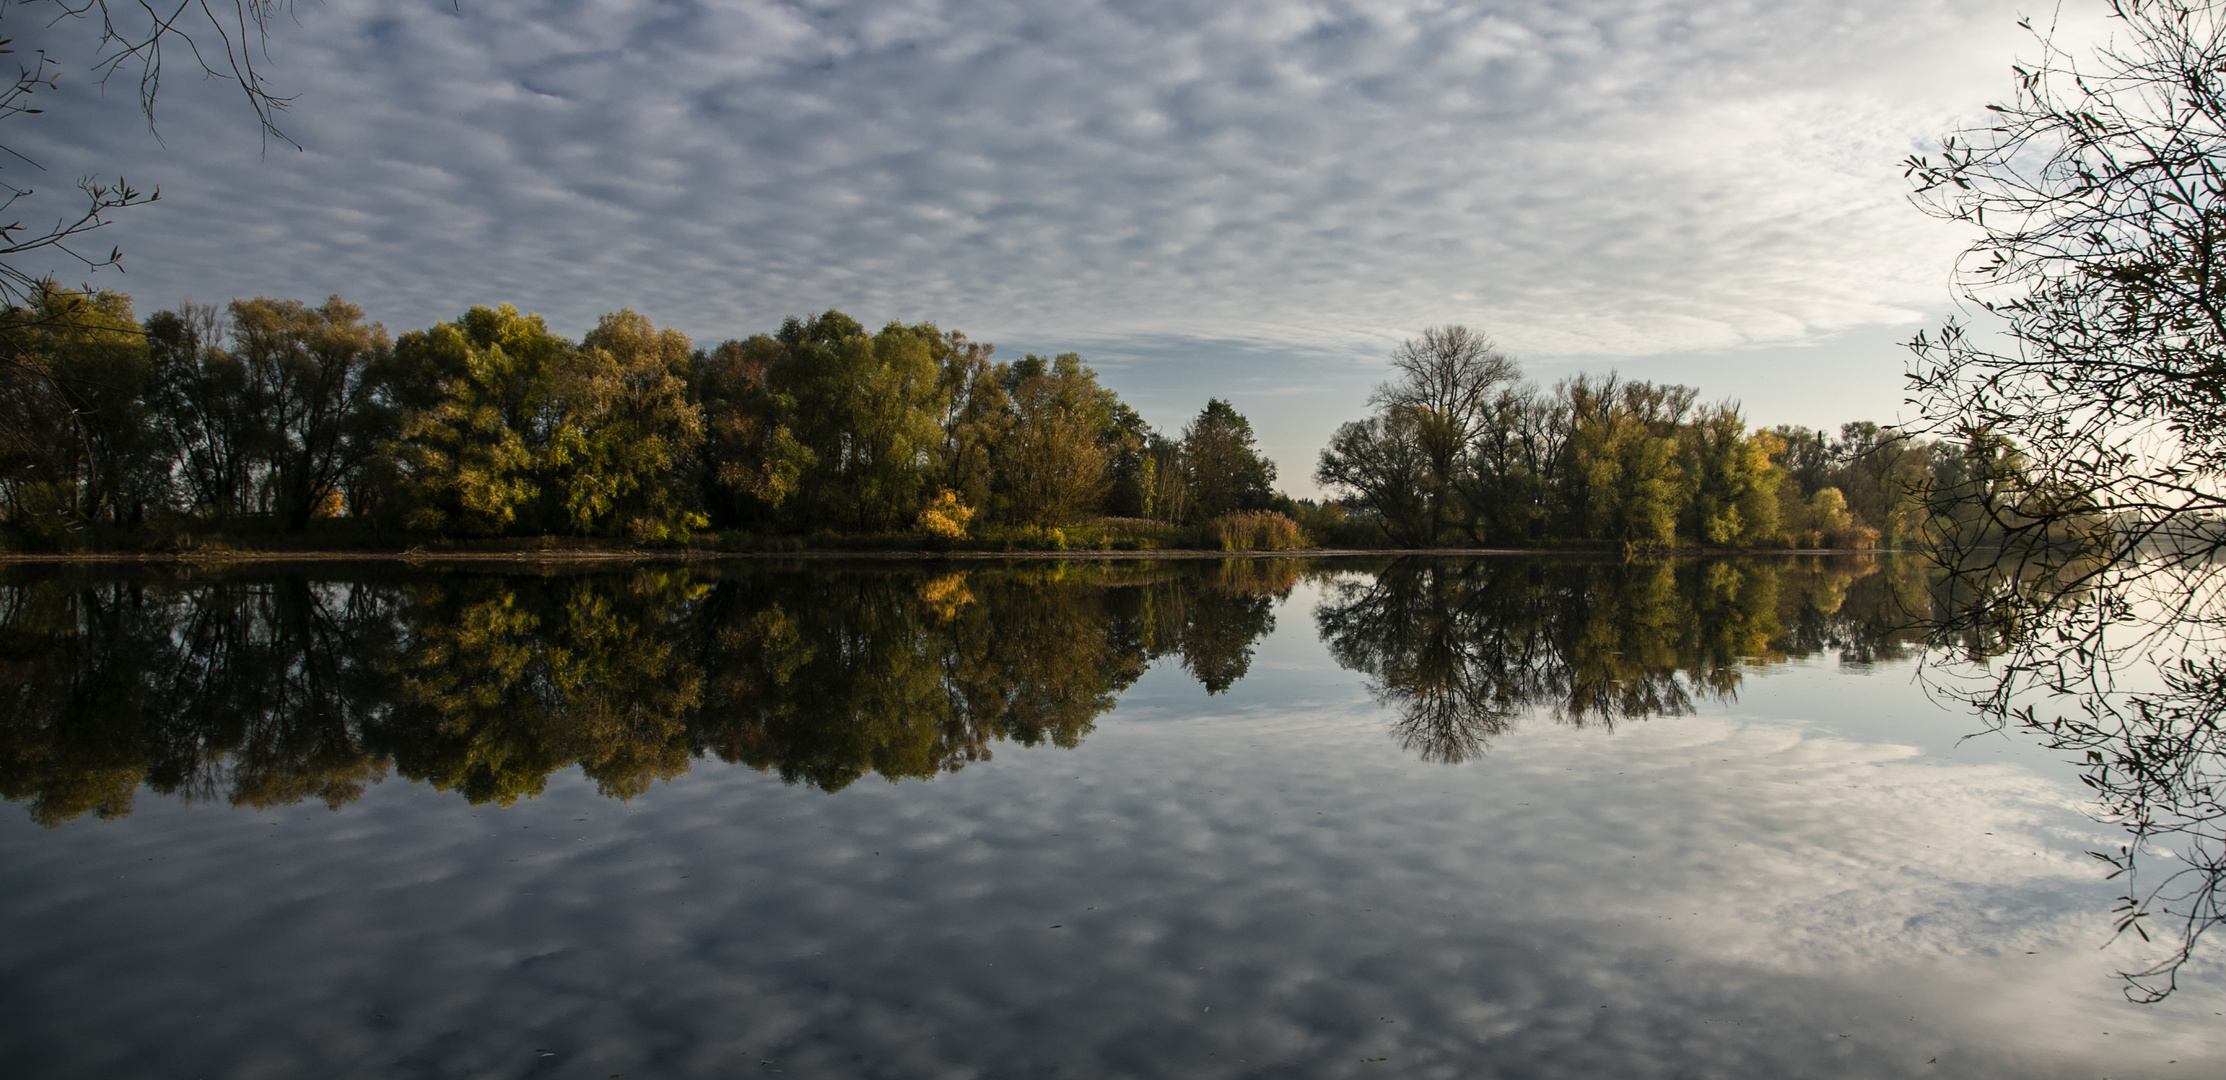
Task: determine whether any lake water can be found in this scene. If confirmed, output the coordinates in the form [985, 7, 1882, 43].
[2, 556, 2221, 1078]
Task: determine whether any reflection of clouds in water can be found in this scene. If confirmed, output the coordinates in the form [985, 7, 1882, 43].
[5, 688, 2225, 1077]
[1496, 720, 2100, 965]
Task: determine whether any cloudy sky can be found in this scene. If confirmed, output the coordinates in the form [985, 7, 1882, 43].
[15, 0, 2101, 486]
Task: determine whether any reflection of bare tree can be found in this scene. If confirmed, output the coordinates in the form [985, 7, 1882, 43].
[2069, 649, 2226, 1003]
[1314, 560, 1530, 762]
[1385, 687, 1512, 766]
[166, 576, 396, 810]
[1131, 560, 1294, 695]
[1318, 556, 1914, 763]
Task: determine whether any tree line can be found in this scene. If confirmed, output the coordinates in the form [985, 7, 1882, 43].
[0, 285, 1286, 548]
[2, 285, 1960, 551]
[1315, 326, 1960, 549]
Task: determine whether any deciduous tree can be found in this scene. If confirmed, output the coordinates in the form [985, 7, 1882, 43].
[1179, 398, 1275, 521]
[380, 304, 567, 537]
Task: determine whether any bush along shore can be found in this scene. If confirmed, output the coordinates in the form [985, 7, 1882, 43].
[2, 287, 1947, 555]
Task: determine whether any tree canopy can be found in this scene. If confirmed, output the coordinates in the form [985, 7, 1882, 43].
[0, 293, 1324, 549]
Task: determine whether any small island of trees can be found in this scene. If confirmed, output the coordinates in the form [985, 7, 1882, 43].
[0, 283, 1959, 554]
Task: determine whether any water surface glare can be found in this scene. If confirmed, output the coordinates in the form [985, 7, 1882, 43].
[2, 557, 2221, 1078]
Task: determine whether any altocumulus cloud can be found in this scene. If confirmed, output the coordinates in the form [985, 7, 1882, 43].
[19, 0, 2071, 454]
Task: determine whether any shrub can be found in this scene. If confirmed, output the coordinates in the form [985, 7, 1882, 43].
[980, 524, 1067, 551]
[916, 489, 974, 540]
[1821, 523, 1883, 550]
[1204, 510, 1302, 552]
[1070, 516, 1190, 550]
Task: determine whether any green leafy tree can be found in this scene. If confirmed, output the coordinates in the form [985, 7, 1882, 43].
[379, 304, 568, 537]
[1826, 422, 1930, 545]
[1143, 432, 1189, 524]
[848, 322, 952, 530]
[1180, 398, 1277, 521]
[1679, 404, 1781, 545]
[693, 334, 812, 527]
[778, 312, 948, 531]
[549, 309, 707, 540]
[930, 328, 1009, 517]
[1560, 375, 1693, 545]
[999, 353, 1117, 527]
[0, 284, 158, 538]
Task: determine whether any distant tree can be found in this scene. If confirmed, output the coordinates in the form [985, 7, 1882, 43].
[1768, 425, 1834, 497]
[1373, 326, 1519, 539]
[145, 302, 257, 519]
[1143, 432, 1190, 524]
[777, 311, 948, 531]
[1826, 422, 1929, 544]
[1680, 404, 1780, 545]
[1458, 385, 1567, 544]
[1179, 398, 1276, 521]
[929, 328, 1008, 519]
[1560, 375, 1693, 545]
[1316, 409, 1435, 546]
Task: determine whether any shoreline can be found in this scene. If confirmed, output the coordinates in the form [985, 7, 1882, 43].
[0, 546, 1887, 564]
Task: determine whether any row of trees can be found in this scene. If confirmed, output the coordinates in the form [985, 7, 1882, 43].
[1315, 326, 1953, 549]
[1, 286, 1984, 552]
[0, 287, 1286, 544]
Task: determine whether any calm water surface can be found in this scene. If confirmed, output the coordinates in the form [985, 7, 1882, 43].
[2, 556, 2221, 1078]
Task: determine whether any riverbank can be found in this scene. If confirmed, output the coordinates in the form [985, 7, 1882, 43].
[0, 544, 1883, 564]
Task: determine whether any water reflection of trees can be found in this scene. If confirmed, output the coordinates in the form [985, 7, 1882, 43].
[0, 560, 1300, 822]
[1316, 556, 1927, 763]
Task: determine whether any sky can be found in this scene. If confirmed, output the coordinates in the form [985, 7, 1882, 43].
[12, 0, 2110, 491]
